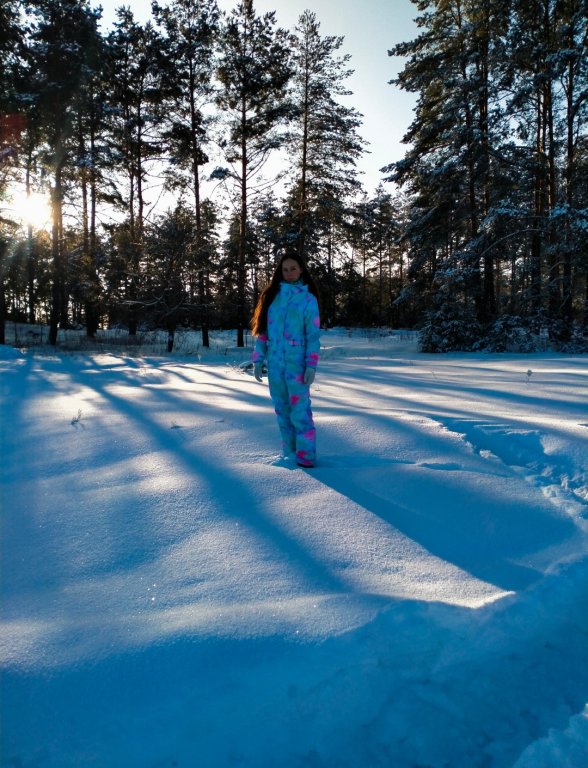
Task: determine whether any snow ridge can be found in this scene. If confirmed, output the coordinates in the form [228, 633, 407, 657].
[441, 418, 588, 523]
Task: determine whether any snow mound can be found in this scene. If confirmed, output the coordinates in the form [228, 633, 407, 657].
[514, 705, 588, 768]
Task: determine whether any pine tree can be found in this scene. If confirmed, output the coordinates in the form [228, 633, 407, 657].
[389, 0, 586, 348]
[26, 0, 103, 345]
[503, 0, 587, 337]
[104, 8, 163, 334]
[390, 0, 511, 327]
[557, 0, 588, 336]
[215, 0, 292, 347]
[285, 10, 365, 262]
[69, 16, 107, 339]
[247, 190, 284, 303]
[141, 205, 196, 352]
[152, 0, 220, 346]
[363, 186, 402, 326]
[0, 0, 27, 343]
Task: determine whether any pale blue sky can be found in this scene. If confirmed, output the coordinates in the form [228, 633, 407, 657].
[92, 0, 418, 192]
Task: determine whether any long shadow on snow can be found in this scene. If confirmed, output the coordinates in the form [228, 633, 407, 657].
[322, 363, 587, 418]
[63, 355, 350, 596]
[310, 408, 577, 592]
[2, 354, 355, 661]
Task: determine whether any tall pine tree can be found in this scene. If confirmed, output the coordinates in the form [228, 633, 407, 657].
[285, 10, 365, 262]
[152, 0, 220, 346]
[215, 0, 292, 346]
[0, 0, 28, 343]
[26, 0, 102, 345]
[104, 9, 162, 334]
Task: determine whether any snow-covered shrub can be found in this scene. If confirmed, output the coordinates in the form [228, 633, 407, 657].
[478, 315, 537, 352]
[557, 326, 588, 353]
[419, 304, 482, 352]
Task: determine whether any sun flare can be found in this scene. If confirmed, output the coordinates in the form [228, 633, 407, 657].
[8, 190, 52, 230]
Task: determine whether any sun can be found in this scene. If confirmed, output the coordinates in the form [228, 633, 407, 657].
[8, 189, 52, 230]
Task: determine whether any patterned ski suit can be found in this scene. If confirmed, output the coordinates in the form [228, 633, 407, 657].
[253, 281, 320, 465]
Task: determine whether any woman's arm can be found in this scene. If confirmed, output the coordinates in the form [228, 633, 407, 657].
[252, 333, 268, 364]
[304, 296, 320, 369]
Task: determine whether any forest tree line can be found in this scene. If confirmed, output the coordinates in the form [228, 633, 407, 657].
[0, 0, 586, 352]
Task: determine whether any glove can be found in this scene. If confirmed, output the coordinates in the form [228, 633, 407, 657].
[303, 367, 316, 386]
[254, 362, 263, 382]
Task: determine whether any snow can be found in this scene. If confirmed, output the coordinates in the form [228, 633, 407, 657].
[1, 328, 587, 768]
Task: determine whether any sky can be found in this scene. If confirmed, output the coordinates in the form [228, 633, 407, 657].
[2, 328, 588, 766]
[91, 0, 419, 193]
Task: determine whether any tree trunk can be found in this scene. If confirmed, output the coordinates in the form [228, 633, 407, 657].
[49, 172, 62, 346]
[27, 224, 36, 324]
[0, 240, 6, 345]
[561, 44, 577, 338]
[545, 78, 559, 324]
[530, 98, 545, 314]
[192, 125, 209, 348]
[199, 268, 209, 348]
[237, 99, 247, 348]
[478, 25, 495, 323]
[298, 62, 310, 259]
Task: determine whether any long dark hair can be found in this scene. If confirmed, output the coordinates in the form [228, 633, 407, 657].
[251, 252, 320, 336]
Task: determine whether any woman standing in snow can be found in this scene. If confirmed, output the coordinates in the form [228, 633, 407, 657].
[251, 253, 320, 467]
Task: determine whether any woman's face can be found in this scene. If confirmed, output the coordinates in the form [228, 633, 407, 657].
[282, 258, 302, 283]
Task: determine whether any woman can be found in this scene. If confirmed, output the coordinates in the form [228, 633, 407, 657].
[251, 253, 320, 467]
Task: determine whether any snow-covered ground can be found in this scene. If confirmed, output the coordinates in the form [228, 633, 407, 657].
[1, 328, 587, 768]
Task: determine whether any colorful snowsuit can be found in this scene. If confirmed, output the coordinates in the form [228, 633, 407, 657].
[253, 281, 320, 465]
